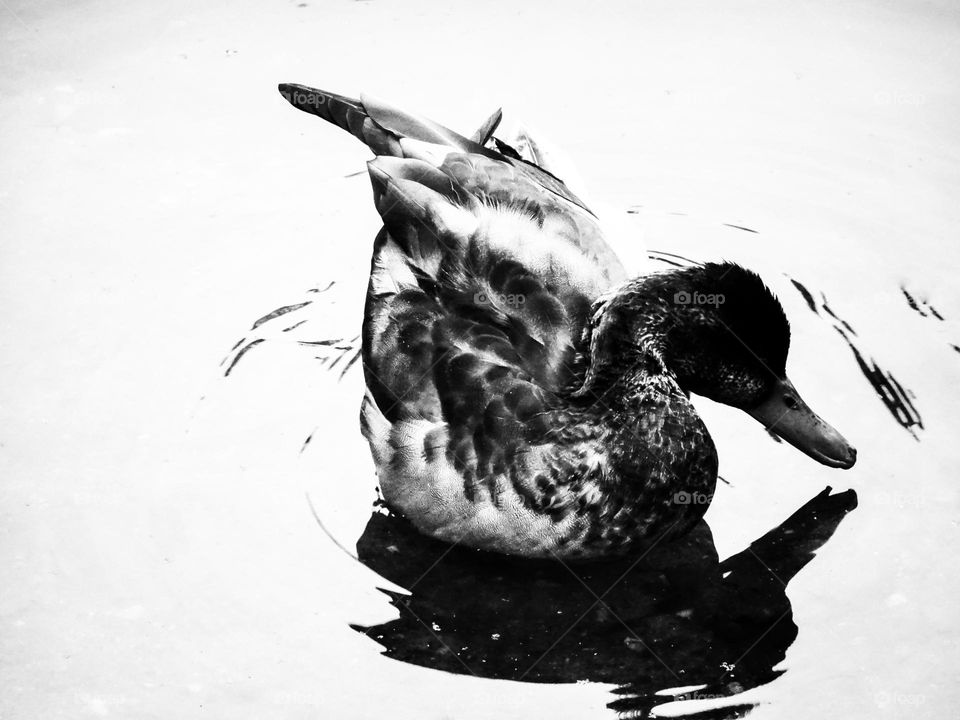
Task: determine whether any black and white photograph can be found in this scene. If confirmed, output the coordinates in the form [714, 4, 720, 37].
[2, 1, 958, 718]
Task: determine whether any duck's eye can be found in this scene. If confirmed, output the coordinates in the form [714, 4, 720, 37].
[783, 395, 798, 409]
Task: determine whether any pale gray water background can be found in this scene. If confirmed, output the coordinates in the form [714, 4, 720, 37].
[1, 0, 958, 718]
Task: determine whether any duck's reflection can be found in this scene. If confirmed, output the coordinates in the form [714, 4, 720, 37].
[352, 487, 857, 718]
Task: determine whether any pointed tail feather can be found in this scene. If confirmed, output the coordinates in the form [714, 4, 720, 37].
[279, 83, 499, 160]
[278, 83, 403, 156]
[278, 83, 594, 214]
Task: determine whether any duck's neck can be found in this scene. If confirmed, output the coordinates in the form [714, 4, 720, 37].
[563, 281, 713, 470]
[571, 280, 681, 401]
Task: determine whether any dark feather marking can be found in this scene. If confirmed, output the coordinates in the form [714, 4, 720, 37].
[493, 137, 523, 160]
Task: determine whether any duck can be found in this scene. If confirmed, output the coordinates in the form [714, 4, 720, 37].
[278, 83, 857, 559]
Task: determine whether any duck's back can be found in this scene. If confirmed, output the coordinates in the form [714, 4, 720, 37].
[277, 88, 625, 383]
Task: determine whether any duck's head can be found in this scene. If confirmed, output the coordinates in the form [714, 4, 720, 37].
[577, 262, 856, 469]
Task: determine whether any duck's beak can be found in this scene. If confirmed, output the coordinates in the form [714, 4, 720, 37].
[747, 377, 857, 469]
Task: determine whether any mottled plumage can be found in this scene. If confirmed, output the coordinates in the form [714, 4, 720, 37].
[279, 84, 856, 558]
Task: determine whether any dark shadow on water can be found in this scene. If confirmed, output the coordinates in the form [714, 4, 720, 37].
[351, 487, 857, 719]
